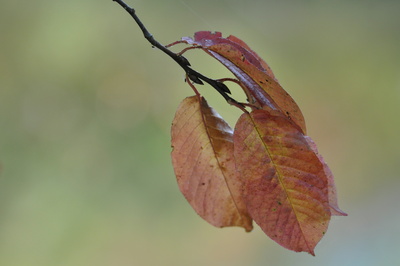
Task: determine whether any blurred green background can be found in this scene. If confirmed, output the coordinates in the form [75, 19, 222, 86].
[1, 0, 399, 265]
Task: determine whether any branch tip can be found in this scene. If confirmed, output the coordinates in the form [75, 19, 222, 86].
[113, 0, 243, 110]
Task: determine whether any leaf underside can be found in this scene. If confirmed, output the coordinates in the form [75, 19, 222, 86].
[171, 96, 253, 231]
[304, 136, 347, 217]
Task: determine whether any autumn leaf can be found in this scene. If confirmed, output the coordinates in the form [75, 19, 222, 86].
[180, 31, 307, 134]
[181, 31, 277, 80]
[304, 136, 347, 216]
[171, 95, 253, 231]
[112, 3, 346, 254]
[233, 109, 331, 255]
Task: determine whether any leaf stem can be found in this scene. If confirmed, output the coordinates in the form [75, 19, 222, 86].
[112, 0, 244, 107]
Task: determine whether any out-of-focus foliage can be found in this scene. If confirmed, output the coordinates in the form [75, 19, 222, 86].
[0, 0, 399, 265]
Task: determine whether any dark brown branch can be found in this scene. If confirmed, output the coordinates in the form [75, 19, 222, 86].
[112, 0, 243, 106]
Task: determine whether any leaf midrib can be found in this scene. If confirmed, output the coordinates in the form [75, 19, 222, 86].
[248, 112, 313, 254]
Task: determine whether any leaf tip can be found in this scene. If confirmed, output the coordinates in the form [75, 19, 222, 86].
[244, 223, 253, 233]
[330, 205, 348, 216]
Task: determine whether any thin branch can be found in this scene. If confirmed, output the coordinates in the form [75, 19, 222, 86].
[112, 0, 243, 106]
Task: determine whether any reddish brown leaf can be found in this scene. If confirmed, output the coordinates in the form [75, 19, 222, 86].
[182, 31, 276, 79]
[233, 109, 331, 255]
[171, 96, 253, 231]
[304, 136, 347, 216]
[181, 31, 307, 134]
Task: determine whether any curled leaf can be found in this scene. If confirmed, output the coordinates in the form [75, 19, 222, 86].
[171, 96, 253, 231]
[181, 31, 306, 134]
[182, 31, 276, 79]
[233, 109, 331, 255]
